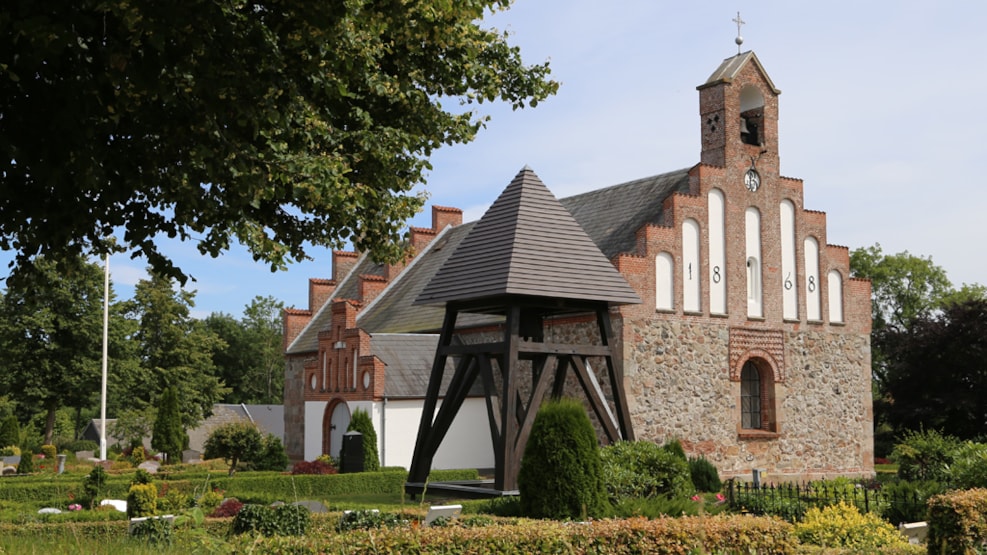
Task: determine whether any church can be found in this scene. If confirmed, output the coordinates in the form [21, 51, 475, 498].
[282, 49, 874, 483]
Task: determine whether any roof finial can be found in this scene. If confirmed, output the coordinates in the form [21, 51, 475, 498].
[732, 11, 745, 54]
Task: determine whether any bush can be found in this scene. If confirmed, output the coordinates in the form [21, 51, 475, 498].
[231, 503, 310, 537]
[890, 428, 962, 482]
[878, 479, 944, 525]
[203, 421, 263, 477]
[689, 455, 722, 493]
[210, 497, 244, 518]
[130, 445, 146, 466]
[518, 398, 609, 520]
[291, 459, 338, 475]
[151, 386, 186, 464]
[0, 445, 20, 456]
[129, 516, 173, 546]
[251, 434, 289, 472]
[40, 444, 57, 460]
[83, 465, 109, 508]
[794, 501, 911, 549]
[663, 438, 687, 460]
[0, 415, 20, 450]
[926, 487, 987, 555]
[950, 441, 987, 489]
[600, 440, 694, 502]
[346, 408, 380, 472]
[132, 468, 154, 485]
[127, 483, 158, 518]
[16, 450, 34, 474]
[59, 439, 98, 454]
[337, 509, 406, 531]
[196, 489, 224, 515]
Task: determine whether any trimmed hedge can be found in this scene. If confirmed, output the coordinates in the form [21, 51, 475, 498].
[927, 487, 987, 555]
[228, 514, 800, 554]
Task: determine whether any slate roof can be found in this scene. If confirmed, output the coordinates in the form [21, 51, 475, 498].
[370, 333, 482, 398]
[415, 166, 642, 308]
[358, 223, 502, 334]
[700, 51, 780, 94]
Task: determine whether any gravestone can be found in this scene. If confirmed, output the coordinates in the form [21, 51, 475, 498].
[181, 449, 201, 464]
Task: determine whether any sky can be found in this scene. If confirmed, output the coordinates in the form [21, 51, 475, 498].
[21, 1, 987, 319]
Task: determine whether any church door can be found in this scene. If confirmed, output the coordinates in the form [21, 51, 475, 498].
[325, 401, 351, 459]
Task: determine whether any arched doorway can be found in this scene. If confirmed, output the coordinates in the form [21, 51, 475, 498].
[322, 400, 350, 458]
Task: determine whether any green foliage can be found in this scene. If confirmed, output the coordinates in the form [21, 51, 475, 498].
[0, 1, 558, 283]
[662, 438, 687, 460]
[129, 516, 174, 547]
[132, 468, 154, 485]
[203, 421, 263, 477]
[16, 451, 34, 474]
[151, 386, 187, 464]
[600, 440, 694, 502]
[337, 509, 406, 531]
[346, 408, 380, 472]
[688, 455, 722, 493]
[83, 465, 109, 508]
[59, 439, 97, 453]
[878, 479, 943, 525]
[927, 488, 987, 555]
[518, 398, 609, 520]
[890, 428, 962, 482]
[0, 416, 20, 449]
[0, 445, 19, 456]
[127, 483, 158, 518]
[109, 408, 156, 450]
[195, 490, 224, 516]
[205, 296, 286, 404]
[231, 504, 310, 537]
[40, 444, 56, 460]
[250, 434, 289, 472]
[951, 441, 987, 489]
[794, 501, 911, 549]
[130, 445, 146, 466]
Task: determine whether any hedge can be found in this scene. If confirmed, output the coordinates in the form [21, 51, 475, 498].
[926, 487, 987, 555]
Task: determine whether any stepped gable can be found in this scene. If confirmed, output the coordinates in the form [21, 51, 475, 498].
[416, 166, 641, 309]
[560, 168, 691, 258]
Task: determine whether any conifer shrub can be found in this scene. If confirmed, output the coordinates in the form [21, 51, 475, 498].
[518, 398, 609, 519]
[346, 408, 380, 471]
[40, 444, 57, 460]
[0, 415, 20, 450]
[151, 386, 186, 464]
[600, 440, 693, 502]
[663, 438, 687, 461]
[16, 450, 34, 474]
[127, 483, 158, 518]
[83, 465, 109, 508]
[689, 455, 722, 492]
[130, 445, 146, 466]
[250, 433, 289, 472]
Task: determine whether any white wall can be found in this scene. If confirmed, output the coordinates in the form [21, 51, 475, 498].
[303, 400, 328, 462]
[379, 398, 494, 470]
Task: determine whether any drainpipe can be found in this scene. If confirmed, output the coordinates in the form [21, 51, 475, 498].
[380, 396, 387, 467]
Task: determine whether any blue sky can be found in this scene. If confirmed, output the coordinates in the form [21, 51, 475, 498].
[20, 1, 987, 318]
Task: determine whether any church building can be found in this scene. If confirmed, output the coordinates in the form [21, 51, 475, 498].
[282, 50, 874, 482]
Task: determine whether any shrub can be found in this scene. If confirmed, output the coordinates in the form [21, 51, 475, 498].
[950, 441, 987, 489]
[0, 445, 20, 456]
[16, 450, 34, 474]
[130, 445, 146, 466]
[203, 421, 263, 477]
[251, 434, 289, 472]
[151, 386, 186, 464]
[663, 438, 687, 461]
[210, 497, 244, 518]
[878, 479, 943, 525]
[40, 444, 57, 460]
[132, 468, 154, 485]
[291, 459, 338, 475]
[689, 455, 722, 493]
[129, 516, 173, 546]
[196, 489, 224, 515]
[518, 398, 609, 520]
[59, 439, 98, 454]
[926, 487, 987, 555]
[794, 501, 911, 549]
[158, 488, 192, 513]
[600, 440, 693, 502]
[127, 483, 158, 518]
[346, 408, 380, 472]
[83, 465, 109, 508]
[231, 503, 310, 537]
[0, 415, 20, 450]
[337, 509, 405, 531]
[890, 428, 962, 482]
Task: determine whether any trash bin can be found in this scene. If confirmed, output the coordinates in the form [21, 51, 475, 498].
[340, 431, 364, 474]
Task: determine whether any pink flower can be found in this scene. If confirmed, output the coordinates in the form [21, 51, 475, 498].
[68, 504, 82, 511]
[691, 495, 701, 502]
[715, 493, 726, 504]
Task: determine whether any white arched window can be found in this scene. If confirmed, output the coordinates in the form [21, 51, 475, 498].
[656, 252, 674, 311]
[828, 270, 844, 323]
[708, 190, 726, 315]
[745, 208, 762, 317]
[780, 200, 798, 320]
[804, 237, 821, 321]
[682, 219, 702, 313]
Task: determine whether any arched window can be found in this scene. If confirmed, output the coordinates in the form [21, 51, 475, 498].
[804, 237, 821, 321]
[656, 252, 674, 311]
[740, 361, 762, 429]
[682, 219, 701, 313]
[745, 208, 762, 317]
[780, 200, 798, 320]
[828, 270, 844, 323]
[740, 85, 765, 146]
[708, 189, 726, 314]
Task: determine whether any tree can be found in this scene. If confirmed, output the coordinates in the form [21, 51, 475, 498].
[125, 272, 229, 430]
[346, 408, 379, 472]
[517, 399, 609, 520]
[0, 257, 105, 444]
[0, 2, 558, 284]
[880, 300, 987, 440]
[151, 387, 186, 463]
[0, 415, 19, 449]
[204, 295, 285, 404]
[109, 407, 156, 451]
[203, 421, 263, 477]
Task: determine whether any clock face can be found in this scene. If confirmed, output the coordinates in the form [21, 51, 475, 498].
[744, 168, 761, 192]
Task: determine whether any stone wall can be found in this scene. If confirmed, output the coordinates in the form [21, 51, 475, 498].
[625, 317, 873, 482]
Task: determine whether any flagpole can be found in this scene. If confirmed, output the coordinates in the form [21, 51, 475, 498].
[99, 253, 109, 461]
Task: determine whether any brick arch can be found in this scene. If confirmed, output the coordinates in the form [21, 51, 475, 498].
[730, 349, 782, 383]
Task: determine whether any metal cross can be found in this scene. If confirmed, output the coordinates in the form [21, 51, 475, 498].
[733, 12, 745, 54]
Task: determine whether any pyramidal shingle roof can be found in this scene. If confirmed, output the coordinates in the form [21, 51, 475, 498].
[415, 166, 642, 307]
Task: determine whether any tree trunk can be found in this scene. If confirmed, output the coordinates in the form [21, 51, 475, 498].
[44, 405, 57, 446]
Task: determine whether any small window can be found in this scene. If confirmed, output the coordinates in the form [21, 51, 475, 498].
[740, 362, 762, 429]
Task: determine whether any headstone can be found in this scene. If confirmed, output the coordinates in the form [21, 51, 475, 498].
[181, 449, 201, 464]
[137, 460, 160, 474]
[899, 521, 928, 545]
[424, 504, 462, 526]
[340, 431, 364, 473]
[292, 500, 329, 513]
[57, 454, 66, 474]
[1, 455, 20, 466]
[101, 499, 127, 512]
[75, 450, 94, 461]
[38, 507, 62, 514]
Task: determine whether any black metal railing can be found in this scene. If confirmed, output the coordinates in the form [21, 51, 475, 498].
[726, 480, 929, 524]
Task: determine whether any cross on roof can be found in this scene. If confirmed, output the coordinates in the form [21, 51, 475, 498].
[733, 12, 745, 54]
